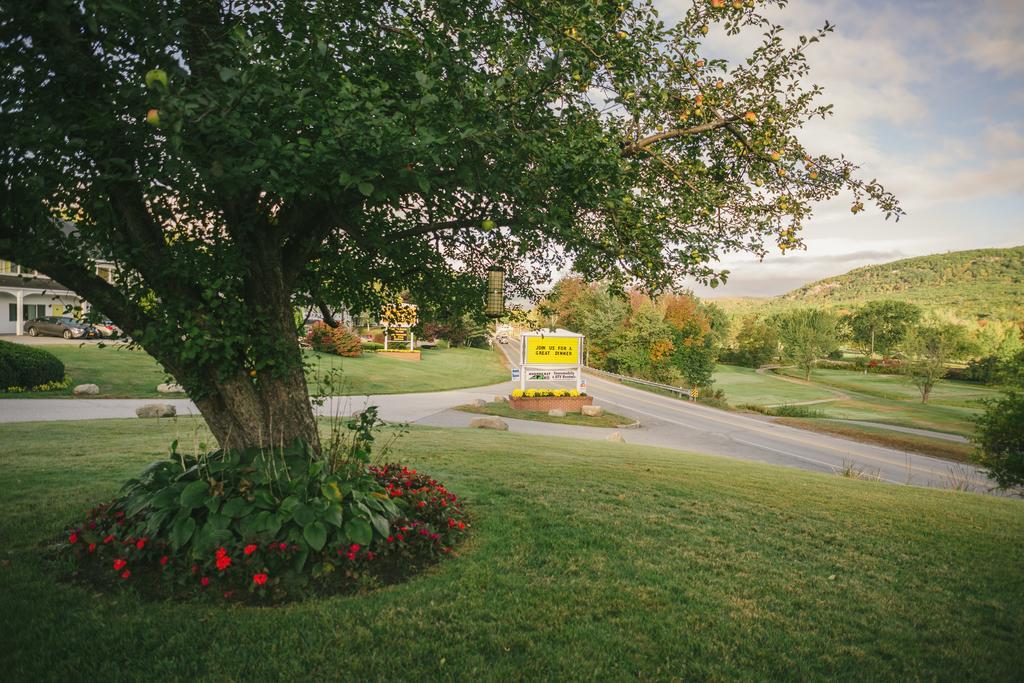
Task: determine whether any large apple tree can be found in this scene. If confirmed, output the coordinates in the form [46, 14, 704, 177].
[0, 0, 900, 452]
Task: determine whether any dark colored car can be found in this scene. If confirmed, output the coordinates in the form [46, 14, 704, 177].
[23, 316, 98, 339]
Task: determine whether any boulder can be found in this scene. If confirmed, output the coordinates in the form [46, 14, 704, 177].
[547, 408, 567, 417]
[157, 382, 185, 394]
[472, 399, 488, 408]
[493, 395, 507, 403]
[136, 403, 176, 419]
[581, 405, 605, 417]
[469, 416, 508, 431]
[605, 431, 625, 443]
[72, 383, 99, 396]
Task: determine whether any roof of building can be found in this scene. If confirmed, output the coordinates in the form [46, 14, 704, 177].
[0, 273, 76, 293]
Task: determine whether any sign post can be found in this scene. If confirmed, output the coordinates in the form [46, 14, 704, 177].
[518, 328, 585, 392]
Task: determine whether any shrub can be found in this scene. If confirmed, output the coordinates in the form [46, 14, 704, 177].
[305, 322, 362, 357]
[58, 410, 468, 603]
[361, 342, 384, 351]
[826, 349, 845, 361]
[768, 405, 825, 418]
[0, 340, 65, 390]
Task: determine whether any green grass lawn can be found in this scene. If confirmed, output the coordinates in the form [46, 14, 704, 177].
[7, 343, 174, 398]
[304, 346, 508, 395]
[1, 343, 508, 398]
[454, 401, 632, 428]
[771, 367, 996, 437]
[777, 366, 1003, 407]
[1, 417, 1022, 680]
[712, 364, 836, 406]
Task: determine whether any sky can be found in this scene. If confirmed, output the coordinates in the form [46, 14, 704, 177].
[653, 0, 1024, 298]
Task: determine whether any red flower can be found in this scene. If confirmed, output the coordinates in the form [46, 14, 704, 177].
[87, 543, 97, 553]
[349, 544, 360, 553]
[387, 536, 395, 543]
[457, 522, 466, 530]
[200, 576, 210, 587]
[69, 532, 78, 544]
[244, 544, 258, 556]
[215, 547, 227, 559]
[121, 570, 131, 579]
[417, 500, 427, 508]
[215, 554, 232, 571]
[113, 558, 127, 571]
[278, 542, 287, 551]
[252, 573, 268, 586]
[191, 564, 200, 574]
[102, 534, 114, 544]
[159, 555, 169, 566]
[135, 538, 147, 550]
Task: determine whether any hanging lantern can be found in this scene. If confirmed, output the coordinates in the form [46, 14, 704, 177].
[485, 266, 505, 318]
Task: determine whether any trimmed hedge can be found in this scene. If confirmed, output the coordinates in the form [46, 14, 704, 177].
[0, 340, 65, 389]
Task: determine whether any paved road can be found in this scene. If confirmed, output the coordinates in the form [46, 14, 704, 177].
[0, 338, 994, 493]
[494, 338, 993, 492]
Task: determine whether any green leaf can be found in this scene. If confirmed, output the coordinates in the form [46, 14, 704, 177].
[179, 480, 210, 509]
[321, 481, 344, 502]
[344, 518, 373, 546]
[357, 181, 374, 197]
[370, 513, 390, 538]
[221, 497, 251, 518]
[303, 521, 327, 551]
[292, 503, 316, 527]
[322, 503, 344, 528]
[170, 515, 196, 550]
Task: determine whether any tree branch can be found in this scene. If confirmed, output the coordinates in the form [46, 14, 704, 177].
[623, 117, 741, 155]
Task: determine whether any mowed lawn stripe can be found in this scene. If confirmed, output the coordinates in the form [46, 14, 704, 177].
[0, 418, 1021, 681]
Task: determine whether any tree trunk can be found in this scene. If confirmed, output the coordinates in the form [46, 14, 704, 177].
[178, 240, 322, 453]
[191, 365, 320, 453]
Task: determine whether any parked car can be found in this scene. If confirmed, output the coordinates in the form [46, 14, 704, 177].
[23, 316, 98, 339]
[91, 318, 121, 338]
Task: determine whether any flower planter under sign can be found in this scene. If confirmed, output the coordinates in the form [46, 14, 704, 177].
[508, 395, 593, 413]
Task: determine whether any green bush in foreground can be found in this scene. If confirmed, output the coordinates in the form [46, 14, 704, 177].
[58, 410, 467, 603]
[0, 339, 65, 390]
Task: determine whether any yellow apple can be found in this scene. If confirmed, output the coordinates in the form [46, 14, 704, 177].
[145, 68, 168, 89]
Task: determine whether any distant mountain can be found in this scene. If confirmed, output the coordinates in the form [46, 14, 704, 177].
[715, 246, 1024, 321]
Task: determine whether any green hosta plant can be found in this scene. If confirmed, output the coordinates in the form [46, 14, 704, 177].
[59, 408, 469, 602]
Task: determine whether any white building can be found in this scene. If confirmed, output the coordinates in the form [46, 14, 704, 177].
[0, 259, 114, 335]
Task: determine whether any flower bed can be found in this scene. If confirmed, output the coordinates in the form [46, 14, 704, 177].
[509, 389, 592, 413]
[57, 416, 467, 604]
[376, 350, 421, 361]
